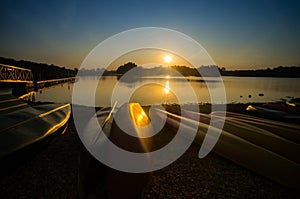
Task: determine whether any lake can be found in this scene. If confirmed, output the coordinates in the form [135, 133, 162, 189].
[32, 76, 300, 106]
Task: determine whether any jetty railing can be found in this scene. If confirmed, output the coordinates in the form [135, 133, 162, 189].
[0, 64, 34, 83]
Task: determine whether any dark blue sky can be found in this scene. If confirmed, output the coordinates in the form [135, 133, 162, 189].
[0, 0, 299, 69]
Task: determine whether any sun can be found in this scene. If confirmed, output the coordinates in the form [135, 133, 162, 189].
[164, 55, 172, 64]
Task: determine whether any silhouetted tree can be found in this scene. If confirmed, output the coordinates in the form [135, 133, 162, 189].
[116, 62, 137, 74]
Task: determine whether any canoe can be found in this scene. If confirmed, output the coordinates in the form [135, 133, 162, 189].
[287, 98, 300, 107]
[79, 102, 118, 148]
[0, 93, 30, 113]
[263, 102, 300, 114]
[78, 102, 152, 199]
[154, 108, 300, 188]
[0, 103, 71, 158]
[78, 105, 116, 199]
[211, 111, 300, 144]
[246, 105, 300, 123]
[182, 109, 300, 163]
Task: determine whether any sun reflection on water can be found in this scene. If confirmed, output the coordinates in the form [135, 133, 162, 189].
[164, 80, 170, 94]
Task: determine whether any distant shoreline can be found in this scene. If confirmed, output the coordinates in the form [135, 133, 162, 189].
[77, 74, 300, 78]
[1, 57, 300, 78]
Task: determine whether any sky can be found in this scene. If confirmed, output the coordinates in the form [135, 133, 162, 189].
[0, 0, 299, 70]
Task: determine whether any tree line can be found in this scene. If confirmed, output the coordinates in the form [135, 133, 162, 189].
[220, 66, 300, 77]
[79, 62, 221, 77]
[100, 62, 300, 77]
[2, 57, 299, 79]
[0, 57, 78, 81]
[110, 62, 300, 78]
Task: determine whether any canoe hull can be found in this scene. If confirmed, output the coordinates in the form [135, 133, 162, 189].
[0, 103, 71, 158]
[155, 109, 300, 188]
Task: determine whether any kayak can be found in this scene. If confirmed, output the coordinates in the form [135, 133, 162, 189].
[154, 108, 300, 189]
[78, 102, 152, 199]
[287, 98, 300, 107]
[211, 111, 300, 144]
[246, 104, 300, 123]
[0, 94, 30, 114]
[263, 102, 300, 114]
[181, 109, 300, 163]
[78, 104, 117, 199]
[0, 103, 71, 158]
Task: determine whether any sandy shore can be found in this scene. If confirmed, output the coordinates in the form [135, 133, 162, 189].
[0, 106, 299, 198]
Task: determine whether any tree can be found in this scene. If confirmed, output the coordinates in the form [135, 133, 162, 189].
[116, 62, 137, 74]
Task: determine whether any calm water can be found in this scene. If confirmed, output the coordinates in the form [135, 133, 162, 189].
[33, 76, 300, 106]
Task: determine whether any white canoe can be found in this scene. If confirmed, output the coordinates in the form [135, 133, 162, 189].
[154, 108, 300, 188]
[0, 103, 71, 158]
[182, 110, 300, 164]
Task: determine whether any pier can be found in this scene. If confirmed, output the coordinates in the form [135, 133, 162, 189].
[0, 64, 34, 84]
[0, 63, 76, 92]
[35, 77, 76, 89]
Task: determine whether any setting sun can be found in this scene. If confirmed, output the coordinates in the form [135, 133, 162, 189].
[164, 55, 172, 64]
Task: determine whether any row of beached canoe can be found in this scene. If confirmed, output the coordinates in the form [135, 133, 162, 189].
[87, 103, 300, 188]
[153, 108, 300, 189]
[1, 96, 299, 189]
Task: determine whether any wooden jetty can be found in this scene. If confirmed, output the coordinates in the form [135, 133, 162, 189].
[34, 77, 77, 89]
[0, 63, 77, 91]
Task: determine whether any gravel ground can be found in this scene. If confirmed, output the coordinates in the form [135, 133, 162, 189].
[144, 142, 299, 199]
[0, 122, 80, 198]
[0, 119, 299, 198]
